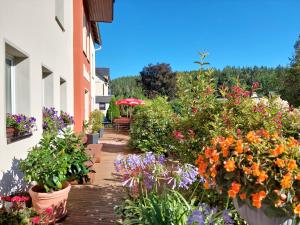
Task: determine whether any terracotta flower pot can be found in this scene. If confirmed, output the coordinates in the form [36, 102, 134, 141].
[6, 127, 18, 138]
[233, 199, 299, 225]
[29, 182, 71, 222]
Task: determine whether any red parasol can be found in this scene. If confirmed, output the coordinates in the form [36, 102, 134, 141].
[115, 98, 145, 107]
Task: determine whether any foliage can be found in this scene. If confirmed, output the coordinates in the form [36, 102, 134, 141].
[115, 153, 233, 225]
[0, 196, 53, 225]
[110, 76, 145, 99]
[106, 96, 121, 122]
[195, 130, 300, 217]
[129, 97, 176, 154]
[283, 108, 300, 139]
[6, 114, 36, 134]
[20, 129, 90, 192]
[42, 107, 74, 135]
[89, 110, 104, 133]
[279, 34, 300, 107]
[140, 63, 177, 99]
[114, 152, 198, 193]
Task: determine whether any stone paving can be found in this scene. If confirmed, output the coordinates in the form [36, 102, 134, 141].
[60, 129, 131, 225]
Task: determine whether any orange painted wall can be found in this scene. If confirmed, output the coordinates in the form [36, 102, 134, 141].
[73, 0, 91, 132]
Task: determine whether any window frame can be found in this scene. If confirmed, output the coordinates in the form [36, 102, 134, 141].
[5, 55, 16, 114]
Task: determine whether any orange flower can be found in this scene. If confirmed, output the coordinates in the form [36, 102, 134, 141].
[271, 144, 285, 156]
[246, 131, 260, 143]
[294, 203, 300, 215]
[239, 193, 247, 200]
[251, 191, 266, 208]
[210, 166, 218, 178]
[271, 132, 279, 139]
[296, 173, 300, 181]
[222, 148, 229, 157]
[204, 180, 210, 189]
[257, 171, 268, 184]
[235, 140, 243, 154]
[198, 163, 208, 175]
[205, 147, 212, 158]
[275, 158, 284, 168]
[224, 160, 236, 172]
[243, 166, 251, 175]
[210, 150, 220, 164]
[288, 137, 297, 147]
[288, 160, 297, 170]
[281, 173, 293, 189]
[195, 155, 204, 165]
[251, 163, 260, 176]
[228, 182, 241, 198]
[247, 155, 253, 161]
[261, 130, 270, 139]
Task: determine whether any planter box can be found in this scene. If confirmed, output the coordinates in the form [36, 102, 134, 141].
[87, 133, 99, 144]
[233, 199, 299, 225]
[6, 127, 18, 138]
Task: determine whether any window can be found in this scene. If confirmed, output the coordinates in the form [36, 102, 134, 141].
[60, 78, 67, 111]
[5, 43, 30, 115]
[99, 103, 106, 110]
[84, 90, 89, 120]
[83, 13, 87, 54]
[42, 66, 54, 108]
[5, 57, 15, 114]
[55, 0, 65, 31]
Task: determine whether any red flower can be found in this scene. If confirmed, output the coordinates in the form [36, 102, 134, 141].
[32, 216, 41, 224]
[252, 82, 260, 89]
[173, 131, 185, 141]
[192, 107, 198, 114]
[45, 207, 53, 215]
[1, 196, 12, 202]
[11, 196, 30, 202]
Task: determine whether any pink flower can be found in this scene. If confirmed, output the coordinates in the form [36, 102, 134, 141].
[173, 131, 185, 141]
[1, 196, 12, 202]
[188, 129, 195, 138]
[32, 216, 41, 224]
[252, 82, 260, 89]
[192, 107, 198, 114]
[45, 207, 53, 215]
[11, 196, 30, 202]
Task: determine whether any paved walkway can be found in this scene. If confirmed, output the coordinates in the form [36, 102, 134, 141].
[61, 129, 130, 225]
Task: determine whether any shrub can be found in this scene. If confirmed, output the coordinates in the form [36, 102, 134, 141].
[106, 96, 120, 122]
[89, 109, 104, 133]
[20, 129, 90, 192]
[196, 130, 300, 217]
[129, 97, 176, 154]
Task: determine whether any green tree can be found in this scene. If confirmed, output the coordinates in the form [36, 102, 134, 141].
[110, 76, 145, 99]
[106, 96, 120, 121]
[140, 63, 177, 99]
[280, 34, 300, 107]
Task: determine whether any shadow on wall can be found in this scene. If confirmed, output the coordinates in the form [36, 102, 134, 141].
[0, 158, 28, 195]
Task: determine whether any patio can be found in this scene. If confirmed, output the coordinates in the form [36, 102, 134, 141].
[60, 129, 131, 225]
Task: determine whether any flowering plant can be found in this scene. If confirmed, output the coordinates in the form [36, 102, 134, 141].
[195, 130, 300, 217]
[43, 107, 73, 134]
[6, 113, 36, 134]
[0, 195, 52, 224]
[115, 152, 199, 195]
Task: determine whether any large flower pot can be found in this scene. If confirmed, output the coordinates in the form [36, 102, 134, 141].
[99, 128, 105, 138]
[233, 199, 299, 225]
[87, 133, 99, 144]
[29, 182, 71, 222]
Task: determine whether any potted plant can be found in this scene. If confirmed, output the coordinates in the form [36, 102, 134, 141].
[6, 113, 36, 139]
[91, 110, 105, 138]
[87, 110, 104, 144]
[20, 129, 91, 222]
[196, 130, 300, 225]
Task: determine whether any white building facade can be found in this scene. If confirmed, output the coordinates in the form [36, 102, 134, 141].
[0, 0, 74, 194]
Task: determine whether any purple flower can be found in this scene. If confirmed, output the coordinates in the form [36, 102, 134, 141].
[187, 210, 205, 225]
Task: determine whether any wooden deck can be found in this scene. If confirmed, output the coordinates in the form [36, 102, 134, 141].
[60, 129, 130, 225]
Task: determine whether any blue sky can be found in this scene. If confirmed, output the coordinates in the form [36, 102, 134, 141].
[96, 0, 300, 79]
